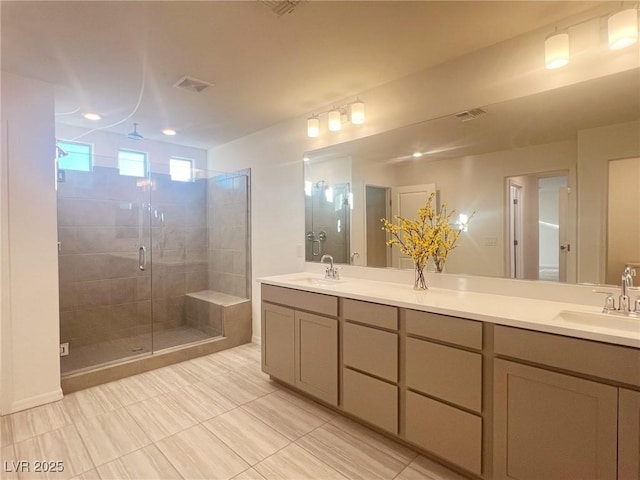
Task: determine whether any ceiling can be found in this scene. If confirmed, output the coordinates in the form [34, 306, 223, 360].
[1, 1, 602, 149]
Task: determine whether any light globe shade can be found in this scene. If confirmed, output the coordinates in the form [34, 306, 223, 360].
[328, 109, 341, 131]
[608, 9, 638, 50]
[350, 100, 365, 124]
[307, 116, 320, 137]
[545, 32, 569, 69]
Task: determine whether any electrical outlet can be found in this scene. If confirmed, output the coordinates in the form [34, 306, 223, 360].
[484, 237, 498, 247]
[59, 342, 69, 357]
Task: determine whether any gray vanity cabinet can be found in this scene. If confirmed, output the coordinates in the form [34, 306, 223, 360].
[403, 309, 484, 476]
[342, 299, 399, 434]
[261, 285, 339, 405]
[619, 388, 640, 480]
[493, 325, 640, 480]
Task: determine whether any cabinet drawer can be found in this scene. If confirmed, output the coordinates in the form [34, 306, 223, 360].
[343, 299, 398, 330]
[262, 284, 338, 316]
[494, 325, 640, 387]
[343, 368, 398, 434]
[406, 337, 482, 412]
[406, 309, 482, 350]
[343, 322, 398, 382]
[405, 390, 482, 475]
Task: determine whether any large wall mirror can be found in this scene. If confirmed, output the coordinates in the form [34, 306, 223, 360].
[304, 68, 640, 286]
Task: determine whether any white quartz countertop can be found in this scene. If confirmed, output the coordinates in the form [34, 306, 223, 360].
[258, 273, 640, 348]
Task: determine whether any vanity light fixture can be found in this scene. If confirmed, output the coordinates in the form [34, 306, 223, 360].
[162, 128, 177, 136]
[608, 8, 639, 50]
[306, 98, 365, 137]
[545, 31, 569, 69]
[83, 112, 101, 121]
[412, 152, 424, 158]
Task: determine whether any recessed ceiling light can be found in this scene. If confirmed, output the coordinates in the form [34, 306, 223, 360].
[162, 128, 177, 136]
[83, 112, 101, 121]
[303, 156, 310, 162]
[412, 152, 423, 158]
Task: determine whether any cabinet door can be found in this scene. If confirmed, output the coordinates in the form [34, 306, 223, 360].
[294, 311, 338, 405]
[261, 303, 295, 384]
[493, 359, 618, 480]
[619, 388, 640, 480]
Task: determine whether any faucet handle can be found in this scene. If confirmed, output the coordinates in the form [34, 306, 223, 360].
[592, 289, 616, 313]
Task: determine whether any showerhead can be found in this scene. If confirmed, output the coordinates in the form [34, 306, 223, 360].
[127, 123, 143, 141]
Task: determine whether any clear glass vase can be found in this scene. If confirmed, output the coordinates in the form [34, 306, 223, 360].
[414, 263, 428, 290]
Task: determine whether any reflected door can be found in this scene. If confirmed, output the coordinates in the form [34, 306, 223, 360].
[390, 184, 436, 269]
[305, 182, 350, 264]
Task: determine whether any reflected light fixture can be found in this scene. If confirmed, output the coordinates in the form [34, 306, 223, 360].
[306, 98, 365, 137]
[328, 109, 341, 131]
[307, 116, 320, 137]
[162, 128, 177, 136]
[412, 152, 423, 158]
[608, 8, 639, 50]
[83, 112, 101, 121]
[545, 31, 569, 69]
[350, 98, 365, 124]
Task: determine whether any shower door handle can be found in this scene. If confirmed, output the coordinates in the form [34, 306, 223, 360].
[139, 246, 147, 271]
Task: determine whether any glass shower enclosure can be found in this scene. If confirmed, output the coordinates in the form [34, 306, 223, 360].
[57, 155, 250, 374]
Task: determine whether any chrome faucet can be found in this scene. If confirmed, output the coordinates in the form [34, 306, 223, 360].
[595, 266, 639, 316]
[320, 254, 340, 280]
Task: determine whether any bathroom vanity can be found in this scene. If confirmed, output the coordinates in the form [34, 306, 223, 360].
[258, 273, 640, 480]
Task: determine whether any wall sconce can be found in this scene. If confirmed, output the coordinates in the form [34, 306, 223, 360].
[544, 6, 638, 70]
[608, 8, 639, 50]
[545, 31, 569, 69]
[307, 98, 365, 137]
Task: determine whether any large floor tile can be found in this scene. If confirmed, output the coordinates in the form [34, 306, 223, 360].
[407, 455, 469, 480]
[179, 356, 230, 381]
[329, 415, 417, 465]
[232, 468, 266, 480]
[162, 383, 234, 423]
[209, 349, 256, 370]
[156, 424, 249, 480]
[63, 384, 122, 422]
[203, 408, 290, 465]
[144, 364, 199, 392]
[233, 364, 279, 393]
[1, 415, 13, 446]
[13, 425, 94, 480]
[103, 373, 164, 406]
[126, 393, 198, 442]
[2, 444, 19, 480]
[242, 392, 327, 441]
[11, 401, 72, 444]
[205, 372, 272, 405]
[70, 469, 101, 480]
[296, 423, 407, 480]
[74, 409, 151, 466]
[272, 389, 336, 422]
[254, 443, 347, 480]
[96, 445, 181, 479]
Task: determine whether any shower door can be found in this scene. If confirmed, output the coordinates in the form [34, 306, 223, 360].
[57, 163, 153, 374]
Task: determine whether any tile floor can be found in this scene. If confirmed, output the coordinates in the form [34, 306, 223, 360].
[1, 343, 467, 480]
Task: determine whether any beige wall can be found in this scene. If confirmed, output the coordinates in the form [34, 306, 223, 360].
[1, 73, 61, 413]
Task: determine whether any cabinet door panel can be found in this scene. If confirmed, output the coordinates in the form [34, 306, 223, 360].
[405, 390, 482, 475]
[493, 359, 617, 480]
[619, 388, 640, 480]
[261, 303, 295, 384]
[343, 367, 398, 434]
[294, 311, 338, 405]
[406, 337, 482, 412]
[343, 322, 398, 382]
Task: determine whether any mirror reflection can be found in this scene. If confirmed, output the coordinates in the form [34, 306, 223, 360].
[304, 69, 640, 286]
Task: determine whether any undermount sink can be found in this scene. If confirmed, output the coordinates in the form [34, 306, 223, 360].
[554, 310, 640, 333]
[289, 276, 347, 287]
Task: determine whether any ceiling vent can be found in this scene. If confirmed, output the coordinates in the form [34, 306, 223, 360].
[455, 108, 487, 122]
[259, 0, 301, 17]
[173, 76, 214, 94]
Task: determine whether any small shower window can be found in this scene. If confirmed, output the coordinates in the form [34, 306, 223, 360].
[170, 157, 194, 182]
[118, 149, 147, 177]
[57, 141, 92, 172]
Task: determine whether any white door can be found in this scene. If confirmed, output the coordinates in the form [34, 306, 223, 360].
[558, 185, 570, 282]
[390, 183, 436, 269]
[509, 182, 524, 279]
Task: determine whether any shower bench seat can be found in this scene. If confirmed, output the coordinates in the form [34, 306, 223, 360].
[185, 290, 251, 339]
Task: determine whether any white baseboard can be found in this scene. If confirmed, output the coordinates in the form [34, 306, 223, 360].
[251, 335, 261, 345]
[9, 388, 64, 414]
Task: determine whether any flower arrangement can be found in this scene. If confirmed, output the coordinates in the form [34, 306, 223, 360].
[381, 192, 473, 289]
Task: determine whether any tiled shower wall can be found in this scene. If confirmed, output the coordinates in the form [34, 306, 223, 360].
[207, 173, 250, 299]
[58, 167, 246, 352]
